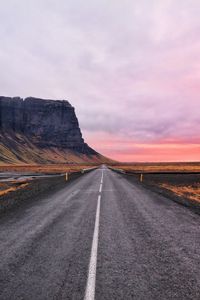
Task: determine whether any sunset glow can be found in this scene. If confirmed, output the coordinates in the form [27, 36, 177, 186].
[86, 132, 200, 162]
[0, 1, 200, 162]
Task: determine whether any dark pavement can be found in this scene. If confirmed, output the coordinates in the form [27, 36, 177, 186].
[0, 166, 200, 299]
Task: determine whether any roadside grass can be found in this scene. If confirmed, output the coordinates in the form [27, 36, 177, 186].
[109, 162, 200, 173]
[0, 164, 98, 200]
[159, 183, 200, 203]
[0, 182, 29, 196]
[110, 163, 200, 204]
[0, 164, 98, 174]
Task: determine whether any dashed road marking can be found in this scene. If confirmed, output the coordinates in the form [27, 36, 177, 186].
[99, 184, 102, 193]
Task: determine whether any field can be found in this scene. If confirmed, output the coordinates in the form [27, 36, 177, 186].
[109, 162, 200, 173]
[1, 162, 200, 205]
[0, 163, 99, 174]
[137, 173, 200, 203]
[0, 175, 69, 212]
[110, 162, 200, 203]
[0, 165, 92, 212]
[0, 164, 98, 201]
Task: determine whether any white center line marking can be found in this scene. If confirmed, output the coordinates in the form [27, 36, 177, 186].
[84, 194, 101, 300]
[84, 170, 103, 300]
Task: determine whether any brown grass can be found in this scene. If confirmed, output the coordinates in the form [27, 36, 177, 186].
[0, 164, 97, 174]
[109, 162, 200, 204]
[0, 182, 29, 196]
[160, 183, 200, 202]
[110, 162, 200, 173]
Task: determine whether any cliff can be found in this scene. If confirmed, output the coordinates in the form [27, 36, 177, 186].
[0, 96, 107, 164]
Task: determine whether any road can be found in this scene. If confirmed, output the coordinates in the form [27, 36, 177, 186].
[0, 166, 200, 299]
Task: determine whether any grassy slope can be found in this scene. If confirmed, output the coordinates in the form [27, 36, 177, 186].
[0, 133, 111, 165]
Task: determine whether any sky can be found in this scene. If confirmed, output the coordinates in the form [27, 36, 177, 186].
[0, 0, 200, 162]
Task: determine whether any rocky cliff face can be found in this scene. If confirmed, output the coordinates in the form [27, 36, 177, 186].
[0, 96, 110, 164]
[0, 96, 96, 155]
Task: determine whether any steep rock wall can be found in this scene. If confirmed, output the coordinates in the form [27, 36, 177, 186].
[0, 96, 96, 155]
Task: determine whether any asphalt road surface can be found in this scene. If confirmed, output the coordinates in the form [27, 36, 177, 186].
[0, 166, 200, 300]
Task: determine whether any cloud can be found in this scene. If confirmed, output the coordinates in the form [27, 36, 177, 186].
[0, 0, 200, 161]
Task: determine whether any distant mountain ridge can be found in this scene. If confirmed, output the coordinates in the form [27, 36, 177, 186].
[0, 96, 110, 164]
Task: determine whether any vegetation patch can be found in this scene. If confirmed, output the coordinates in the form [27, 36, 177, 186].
[0, 182, 29, 196]
[109, 162, 200, 173]
[159, 183, 200, 203]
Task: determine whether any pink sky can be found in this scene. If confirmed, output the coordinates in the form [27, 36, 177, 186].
[0, 1, 200, 162]
[86, 132, 200, 162]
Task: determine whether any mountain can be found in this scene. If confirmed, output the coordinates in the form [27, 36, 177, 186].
[0, 96, 109, 164]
